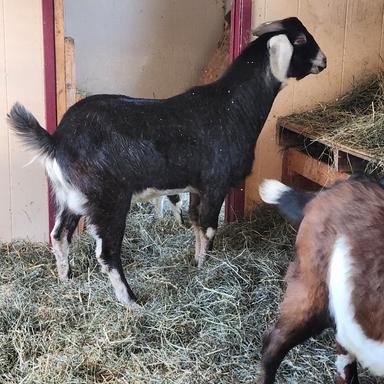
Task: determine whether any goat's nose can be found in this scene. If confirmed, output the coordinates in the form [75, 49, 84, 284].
[311, 50, 327, 73]
[319, 55, 327, 71]
[320, 55, 327, 69]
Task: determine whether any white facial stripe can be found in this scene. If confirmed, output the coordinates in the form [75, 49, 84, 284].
[329, 236, 384, 376]
[267, 34, 293, 83]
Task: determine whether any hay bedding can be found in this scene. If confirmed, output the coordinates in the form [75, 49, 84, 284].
[283, 75, 384, 174]
[0, 204, 382, 383]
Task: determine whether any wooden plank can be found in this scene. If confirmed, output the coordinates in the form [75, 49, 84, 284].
[285, 148, 349, 188]
[294, 0, 348, 107]
[341, 0, 384, 94]
[54, 0, 65, 123]
[278, 119, 374, 161]
[64, 36, 76, 108]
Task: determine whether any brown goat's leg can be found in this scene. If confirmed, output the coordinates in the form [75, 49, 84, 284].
[335, 342, 359, 384]
[257, 274, 328, 384]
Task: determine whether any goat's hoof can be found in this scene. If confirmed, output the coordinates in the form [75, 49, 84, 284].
[57, 269, 71, 282]
[119, 298, 141, 310]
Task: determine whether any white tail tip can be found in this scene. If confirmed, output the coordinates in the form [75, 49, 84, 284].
[259, 179, 291, 204]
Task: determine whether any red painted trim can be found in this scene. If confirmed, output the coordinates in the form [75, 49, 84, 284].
[42, 0, 56, 236]
[225, 0, 252, 223]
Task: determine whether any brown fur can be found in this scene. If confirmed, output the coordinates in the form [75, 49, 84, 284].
[302, 180, 384, 341]
[257, 179, 384, 383]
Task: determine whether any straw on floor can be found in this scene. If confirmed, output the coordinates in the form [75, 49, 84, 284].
[0, 203, 382, 383]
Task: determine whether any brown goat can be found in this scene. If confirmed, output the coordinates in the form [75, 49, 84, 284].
[258, 178, 384, 384]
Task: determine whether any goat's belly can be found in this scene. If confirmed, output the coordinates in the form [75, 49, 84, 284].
[132, 187, 199, 203]
[328, 236, 384, 376]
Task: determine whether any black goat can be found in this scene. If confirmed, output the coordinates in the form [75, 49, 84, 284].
[8, 17, 326, 306]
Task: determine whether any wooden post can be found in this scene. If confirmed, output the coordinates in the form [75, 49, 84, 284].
[64, 37, 76, 108]
[225, 0, 252, 223]
[54, 0, 66, 123]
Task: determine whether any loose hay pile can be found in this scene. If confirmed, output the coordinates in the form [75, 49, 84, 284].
[0, 205, 382, 383]
[283, 74, 384, 173]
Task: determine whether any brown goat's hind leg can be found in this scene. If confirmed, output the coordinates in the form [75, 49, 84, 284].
[335, 342, 359, 384]
[257, 278, 328, 384]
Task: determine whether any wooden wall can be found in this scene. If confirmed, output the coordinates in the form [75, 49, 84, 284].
[245, 0, 384, 211]
[0, 0, 49, 241]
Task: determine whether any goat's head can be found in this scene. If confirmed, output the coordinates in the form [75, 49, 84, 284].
[253, 17, 326, 81]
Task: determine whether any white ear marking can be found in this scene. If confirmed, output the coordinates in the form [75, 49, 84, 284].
[267, 34, 293, 83]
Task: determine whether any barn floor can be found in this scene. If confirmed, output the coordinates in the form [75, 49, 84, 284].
[0, 204, 382, 384]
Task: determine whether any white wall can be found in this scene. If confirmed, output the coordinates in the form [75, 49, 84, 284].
[64, 0, 225, 98]
[0, 0, 49, 241]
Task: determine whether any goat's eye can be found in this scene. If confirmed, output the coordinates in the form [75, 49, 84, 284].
[294, 33, 307, 46]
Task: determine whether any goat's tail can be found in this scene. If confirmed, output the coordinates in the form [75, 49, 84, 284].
[259, 179, 316, 225]
[8, 103, 55, 158]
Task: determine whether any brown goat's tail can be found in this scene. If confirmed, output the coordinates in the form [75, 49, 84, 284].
[8, 103, 55, 158]
[259, 179, 316, 225]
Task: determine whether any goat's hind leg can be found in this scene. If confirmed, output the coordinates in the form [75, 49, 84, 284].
[50, 207, 81, 280]
[257, 273, 329, 384]
[88, 196, 137, 306]
[335, 342, 359, 384]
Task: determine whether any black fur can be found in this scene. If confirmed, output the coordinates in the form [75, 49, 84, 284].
[8, 103, 54, 157]
[277, 189, 317, 225]
[8, 17, 325, 303]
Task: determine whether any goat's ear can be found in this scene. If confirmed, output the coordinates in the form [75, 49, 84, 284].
[294, 33, 307, 46]
[267, 35, 294, 83]
[252, 20, 284, 36]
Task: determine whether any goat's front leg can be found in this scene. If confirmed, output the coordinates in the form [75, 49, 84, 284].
[193, 191, 225, 268]
[335, 342, 359, 384]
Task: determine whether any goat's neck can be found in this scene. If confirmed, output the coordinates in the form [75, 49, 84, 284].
[221, 72, 281, 139]
[219, 41, 283, 137]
